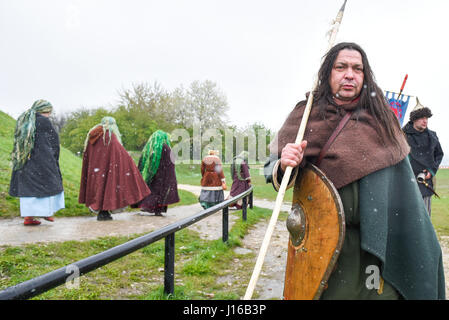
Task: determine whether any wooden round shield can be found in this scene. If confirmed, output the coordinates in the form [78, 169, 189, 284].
[283, 163, 345, 300]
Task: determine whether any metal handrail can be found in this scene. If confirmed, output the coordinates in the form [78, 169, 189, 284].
[0, 186, 254, 300]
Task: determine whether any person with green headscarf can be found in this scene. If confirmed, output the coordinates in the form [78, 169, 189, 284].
[9, 100, 65, 226]
[79, 116, 151, 221]
[228, 151, 251, 210]
[132, 130, 179, 216]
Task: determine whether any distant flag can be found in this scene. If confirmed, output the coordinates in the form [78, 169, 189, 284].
[385, 91, 411, 126]
[385, 74, 411, 126]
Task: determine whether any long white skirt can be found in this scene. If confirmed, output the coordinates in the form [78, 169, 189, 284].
[19, 192, 65, 217]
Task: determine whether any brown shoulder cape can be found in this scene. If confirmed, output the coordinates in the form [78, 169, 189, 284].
[271, 97, 410, 189]
[79, 126, 151, 211]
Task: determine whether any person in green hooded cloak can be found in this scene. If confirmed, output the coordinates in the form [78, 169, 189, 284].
[133, 130, 179, 216]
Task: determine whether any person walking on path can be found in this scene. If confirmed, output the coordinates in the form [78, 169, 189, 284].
[402, 98, 444, 216]
[9, 99, 64, 226]
[228, 151, 251, 209]
[78, 116, 151, 221]
[132, 130, 179, 216]
[199, 150, 226, 209]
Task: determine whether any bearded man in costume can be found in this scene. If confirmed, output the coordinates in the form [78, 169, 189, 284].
[228, 151, 251, 210]
[132, 130, 179, 216]
[265, 42, 445, 299]
[9, 100, 65, 226]
[79, 117, 150, 221]
[402, 99, 444, 216]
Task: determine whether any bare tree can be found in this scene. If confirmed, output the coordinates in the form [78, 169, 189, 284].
[185, 80, 229, 131]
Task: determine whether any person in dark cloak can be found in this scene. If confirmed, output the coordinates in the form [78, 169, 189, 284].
[228, 151, 251, 209]
[402, 98, 444, 216]
[9, 99, 65, 226]
[78, 116, 151, 221]
[132, 130, 179, 216]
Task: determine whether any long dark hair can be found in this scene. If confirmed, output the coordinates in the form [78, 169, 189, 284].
[314, 42, 403, 147]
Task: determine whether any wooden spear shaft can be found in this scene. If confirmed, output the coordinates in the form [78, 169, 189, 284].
[243, 0, 347, 300]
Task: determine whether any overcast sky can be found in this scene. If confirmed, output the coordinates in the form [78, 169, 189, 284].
[1, 0, 448, 164]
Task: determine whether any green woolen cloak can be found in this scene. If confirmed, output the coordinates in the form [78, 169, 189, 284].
[359, 157, 445, 300]
[265, 156, 445, 300]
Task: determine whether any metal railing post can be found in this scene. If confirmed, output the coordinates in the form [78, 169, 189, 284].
[164, 233, 175, 295]
[249, 191, 254, 209]
[242, 196, 247, 221]
[222, 206, 229, 242]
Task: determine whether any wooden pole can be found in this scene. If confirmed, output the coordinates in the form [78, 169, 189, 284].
[396, 74, 408, 101]
[243, 0, 348, 300]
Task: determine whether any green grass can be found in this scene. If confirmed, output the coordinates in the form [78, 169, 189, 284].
[248, 166, 293, 202]
[0, 111, 19, 216]
[175, 163, 203, 185]
[0, 206, 274, 300]
[174, 163, 294, 202]
[431, 169, 449, 236]
[170, 189, 198, 208]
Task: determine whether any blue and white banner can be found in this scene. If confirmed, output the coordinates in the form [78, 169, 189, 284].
[385, 91, 411, 126]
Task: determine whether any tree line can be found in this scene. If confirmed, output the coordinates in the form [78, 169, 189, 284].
[55, 80, 273, 163]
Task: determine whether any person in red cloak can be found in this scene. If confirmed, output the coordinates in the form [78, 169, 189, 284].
[78, 116, 151, 221]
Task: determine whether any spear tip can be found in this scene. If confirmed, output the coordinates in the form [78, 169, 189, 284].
[340, 0, 348, 12]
